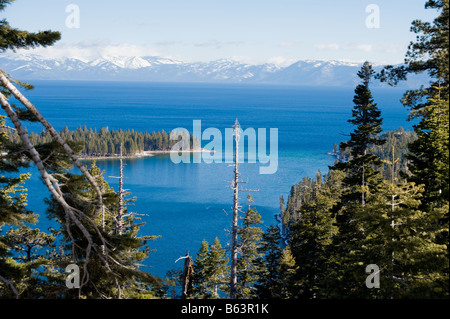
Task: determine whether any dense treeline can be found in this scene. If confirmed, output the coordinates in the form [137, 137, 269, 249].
[9, 126, 193, 157]
[332, 127, 418, 189]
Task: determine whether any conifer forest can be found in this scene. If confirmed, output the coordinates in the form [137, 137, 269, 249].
[0, 0, 448, 307]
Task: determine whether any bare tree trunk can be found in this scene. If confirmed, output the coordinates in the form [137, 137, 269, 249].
[0, 274, 19, 299]
[362, 164, 365, 206]
[117, 144, 124, 235]
[181, 253, 194, 299]
[230, 119, 241, 299]
[361, 149, 366, 207]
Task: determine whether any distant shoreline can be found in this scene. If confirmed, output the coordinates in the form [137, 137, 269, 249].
[79, 149, 214, 160]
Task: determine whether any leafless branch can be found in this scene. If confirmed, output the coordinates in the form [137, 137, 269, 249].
[0, 274, 19, 299]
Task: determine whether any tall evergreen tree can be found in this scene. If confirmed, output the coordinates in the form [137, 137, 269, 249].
[208, 238, 229, 298]
[377, 0, 449, 297]
[377, 0, 449, 207]
[256, 225, 283, 299]
[289, 171, 341, 299]
[275, 246, 298, 299]
[328, 62, 386, 298]
[191, 238, 229, 299]
[333, 61, 386, 206]
[191, 240, 211, 299]
[357, 178, 448, 298]
[0, 0, 79, 299]
[0, 115, 33, 298]
[236, 195, 265, 299]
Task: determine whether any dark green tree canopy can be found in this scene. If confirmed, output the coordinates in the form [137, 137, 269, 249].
[0, 0, 61, 52]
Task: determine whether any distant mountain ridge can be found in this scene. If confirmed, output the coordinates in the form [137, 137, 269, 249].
[0, 54, 429, 88]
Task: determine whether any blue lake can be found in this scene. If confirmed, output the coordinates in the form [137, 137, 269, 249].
[7, 81, 414, 278]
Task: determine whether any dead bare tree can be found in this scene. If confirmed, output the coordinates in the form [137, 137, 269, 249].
[0, 274, 19, 299]
[229, 119, 241, 299]
[110, 144, 125, 235]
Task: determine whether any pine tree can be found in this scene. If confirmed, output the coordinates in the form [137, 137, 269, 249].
[191, 240, 211, 299]
[289, 171, 340, 299]
[275, 246, 298, 299]
[256, 225, 282, 299]
[45, 161, 159, 299]
[0, 115, 33, 298]
[407, 90, 449, 207]
[0, 0, 60, 298]
[358, 179, 448, 298]
[377, 0, 448, 206]
[236, 195, 265, 299]
[208, 238, 229, 298]
[333, 61, 386, 206]
[3, 226, 57, 298]
[0, 1, 60, 52]
[377, 0, 449, 297]
[328, 62, 386, 298]
[192, 238, 229, 299]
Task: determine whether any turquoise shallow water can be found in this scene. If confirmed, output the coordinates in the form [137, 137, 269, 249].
[7, 81, 414, 278]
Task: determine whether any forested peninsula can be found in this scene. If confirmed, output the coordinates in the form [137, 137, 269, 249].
[8, 126, 196, 158]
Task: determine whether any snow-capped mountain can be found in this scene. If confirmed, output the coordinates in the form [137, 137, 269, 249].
[0, 54, 428, 87]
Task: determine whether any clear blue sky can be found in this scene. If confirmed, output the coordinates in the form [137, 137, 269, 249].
[2, 0, 439, 65]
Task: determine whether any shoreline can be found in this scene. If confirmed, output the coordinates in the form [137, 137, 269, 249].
[79, 149, 214, 160]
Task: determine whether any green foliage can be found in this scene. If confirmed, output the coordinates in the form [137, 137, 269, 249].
[10, 126, 180, 157]
[288, 171, 342, 298]
[333, 61, 385, 206]
[407, 93, 449, 206]
[0, 115, 38, 298]
[256, 225, 283, 298]
[323, 63, 387, 298]
[1, 0, 448, 300]
[377, 1, 449, 298]
[280, 13, 449, 297]
[44, 160, 160, 299]
[236, 195, 265, 299]
[0, 0, 63, 298]
[357, 180, 448, 298]
[275, 246, 298, 299]
[337, 127, 418, 181]
[377, 0, 449, 208]
[191, 238, 229, 299]
[0, 0, 61, 52]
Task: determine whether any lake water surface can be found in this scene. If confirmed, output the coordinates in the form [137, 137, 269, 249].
[8, 81, 414, 277]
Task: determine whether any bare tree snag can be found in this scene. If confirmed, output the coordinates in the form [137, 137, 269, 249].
[117, 144, 124, 235]
[229, 119, 241, 299]
[182, 253, 194, 299]
[0, 274, 19, 299]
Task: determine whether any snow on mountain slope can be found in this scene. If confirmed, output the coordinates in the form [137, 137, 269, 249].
[0, 54, 429, 87]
